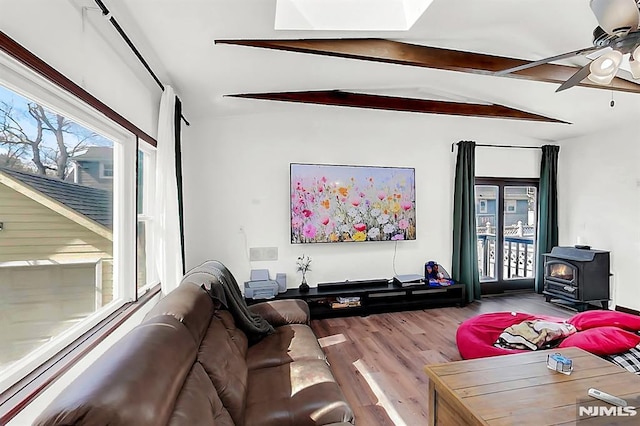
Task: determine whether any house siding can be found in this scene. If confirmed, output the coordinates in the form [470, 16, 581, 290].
[0, 263, 97, 365]
[100, 259, 114, 306]
[76, 161, 113, 192]
[0, 183, 112, 263]
[0, 183, 114, 367]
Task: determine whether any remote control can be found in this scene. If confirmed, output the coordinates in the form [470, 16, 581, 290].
[588, 388, 628, 407]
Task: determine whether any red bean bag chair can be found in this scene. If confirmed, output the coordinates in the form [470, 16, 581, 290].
[557, 326, 640, 355]
[567, 310, 640, 332]
[457, 310, 640, 360]
[456, 311, 567, 359]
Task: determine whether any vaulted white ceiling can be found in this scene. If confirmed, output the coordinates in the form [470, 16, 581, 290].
[105, 0, 640, 142]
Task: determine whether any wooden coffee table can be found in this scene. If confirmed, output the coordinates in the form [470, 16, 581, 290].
[423, 346, 640, 425]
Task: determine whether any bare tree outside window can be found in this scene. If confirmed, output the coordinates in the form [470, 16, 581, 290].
[0, 86, 110, 178]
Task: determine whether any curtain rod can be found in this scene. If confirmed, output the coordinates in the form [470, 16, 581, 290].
[92, 0, 190, 126]
[451, 142, 541, 152]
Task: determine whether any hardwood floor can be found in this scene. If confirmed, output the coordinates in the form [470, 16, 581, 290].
[310, 292, 574, 426]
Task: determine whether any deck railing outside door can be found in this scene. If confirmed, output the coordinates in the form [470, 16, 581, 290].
[477, 221, 535, 282]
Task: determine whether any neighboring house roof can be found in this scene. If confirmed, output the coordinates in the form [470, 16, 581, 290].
[71, 146, 113, 162]
[0, 167, 112, 230]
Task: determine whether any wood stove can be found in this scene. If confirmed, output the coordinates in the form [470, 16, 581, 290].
[542, 246, 610, 311]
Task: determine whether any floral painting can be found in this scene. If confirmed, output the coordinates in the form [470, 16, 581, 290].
[290, 163, 416, 243]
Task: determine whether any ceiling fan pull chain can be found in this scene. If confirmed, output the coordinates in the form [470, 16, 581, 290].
[611, 91, 616, 107]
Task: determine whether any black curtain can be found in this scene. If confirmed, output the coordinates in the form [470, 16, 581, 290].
[452, 141, 480, 303]
[535, 145, 560, 293]
[174, 97, 186, 274]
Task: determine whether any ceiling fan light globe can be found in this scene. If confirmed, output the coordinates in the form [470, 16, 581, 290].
[589, 49, 623, 76]
[590, 0, 640, 35]
[587, 71, 616, 85]
[631, 45, 640, 78]
[601, 58, 614, 69]
[606, 49, 623, 65]
[630, 58, 640, 78]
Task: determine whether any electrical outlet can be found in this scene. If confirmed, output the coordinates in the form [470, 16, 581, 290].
[249, 247, 278, 261]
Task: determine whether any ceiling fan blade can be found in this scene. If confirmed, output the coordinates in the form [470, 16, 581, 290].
[494, 46, 603, 76]
[555, 63, 593, 92]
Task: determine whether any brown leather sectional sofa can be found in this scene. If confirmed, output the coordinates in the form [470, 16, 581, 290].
[34, 281, 355, 425]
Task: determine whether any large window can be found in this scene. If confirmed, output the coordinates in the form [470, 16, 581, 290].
[475, 178, 538, 293]
[0, 51, 142, 393]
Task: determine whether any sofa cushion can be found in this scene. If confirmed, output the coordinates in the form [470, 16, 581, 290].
[34, 315, 197, 426]
[249, 299, 310, 326]
[247, 324, 327, 370]
[198, 310, 249, 425]
[245, 359, 354, 426]
[145, 281, 214, 344]
[215, 309, 249, 358]
[168, 362, 235, 426]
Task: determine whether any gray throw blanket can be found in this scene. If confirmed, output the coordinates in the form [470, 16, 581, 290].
[180, 260, 275, 344]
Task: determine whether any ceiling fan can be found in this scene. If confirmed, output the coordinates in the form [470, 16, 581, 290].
[497, 0, 640, 92]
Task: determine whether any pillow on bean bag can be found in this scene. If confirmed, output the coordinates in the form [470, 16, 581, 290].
[567, 310, 640, 332]
[456, 312, 567, 359]
[557, 326, 640, 356]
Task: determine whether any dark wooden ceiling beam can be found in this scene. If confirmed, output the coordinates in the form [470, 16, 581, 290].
[216, 38, 640, 94]
[229, 90, 569, 123]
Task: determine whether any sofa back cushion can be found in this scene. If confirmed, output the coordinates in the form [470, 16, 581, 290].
[198, 310, 249, 425]
[168, 362, 235, 426]
[34, 315, 197, 426]
[215, 309, 249, 357]
[145, 281, 214, 344]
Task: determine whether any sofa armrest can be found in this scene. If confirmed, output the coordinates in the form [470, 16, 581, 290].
[249, 299, 310, 326]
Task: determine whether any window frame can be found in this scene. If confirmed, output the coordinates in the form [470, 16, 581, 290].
[0, 48, 137, 394]
[137, 144, 159, 295]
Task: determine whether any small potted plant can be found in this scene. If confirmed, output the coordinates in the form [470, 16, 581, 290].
[296, 254, 312, 293]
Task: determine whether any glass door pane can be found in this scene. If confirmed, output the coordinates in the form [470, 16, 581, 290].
[475, 185, 498, 282]
[503, 186, 537, 280]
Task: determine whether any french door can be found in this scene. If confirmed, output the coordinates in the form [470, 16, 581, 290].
[475, 178, 539, 293]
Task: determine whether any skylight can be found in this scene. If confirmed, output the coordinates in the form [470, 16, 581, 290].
[274, 0, 434, 31]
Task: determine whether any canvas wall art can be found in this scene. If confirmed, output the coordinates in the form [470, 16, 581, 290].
[290, 163, 416, 244]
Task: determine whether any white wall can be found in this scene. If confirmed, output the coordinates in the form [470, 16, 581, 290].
[0, 0, 161, 138]
[183, 100, 639, 311]
[476, 146, 541, 178]
[182, 102, 543, 287]
[558, 127, 640, 311]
